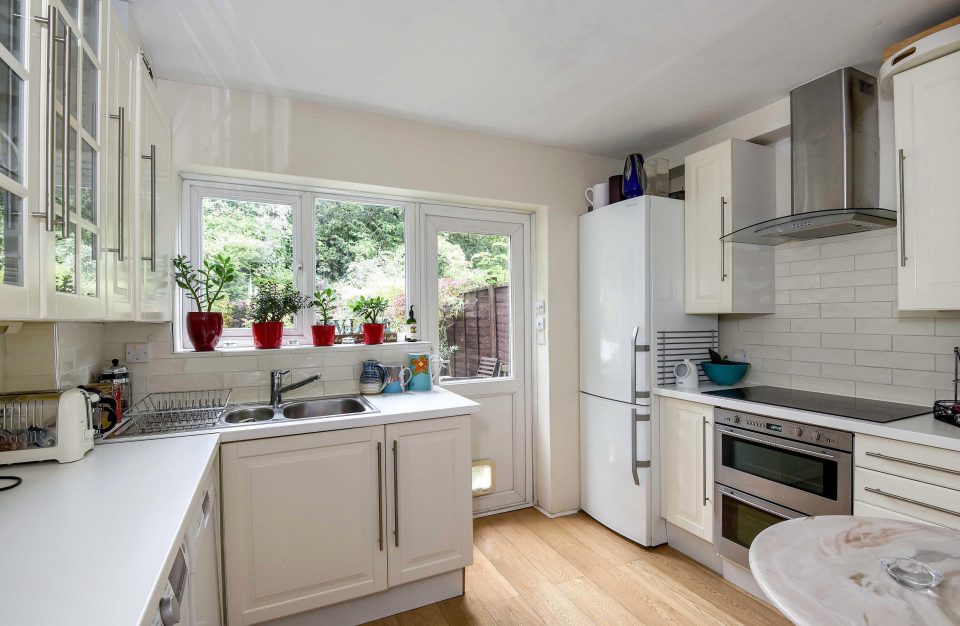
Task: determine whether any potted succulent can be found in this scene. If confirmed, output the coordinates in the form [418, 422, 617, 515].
[173, 254, 237, 351]
[311, 287, 338, 347]
[350, 295, 389, 345]
[249, 281, 312, 349]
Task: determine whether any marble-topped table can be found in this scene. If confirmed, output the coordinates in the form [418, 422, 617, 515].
[750, 516, 960, 625]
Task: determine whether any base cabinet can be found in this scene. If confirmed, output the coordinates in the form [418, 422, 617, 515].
[387, 416, 473, 586]
[662, 398, 714, 542]
[221, 416, 472, 625]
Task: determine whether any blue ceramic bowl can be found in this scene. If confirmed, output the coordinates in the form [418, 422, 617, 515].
[700, 361, 749, 386]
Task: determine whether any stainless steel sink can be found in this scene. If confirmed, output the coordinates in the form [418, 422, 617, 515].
[282, 396, 375, 420]
[222, 406, 276, 424]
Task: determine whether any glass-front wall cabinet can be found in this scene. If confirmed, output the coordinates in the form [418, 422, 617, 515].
[0, 0, 28, 310]
[51, 0, 102, 311]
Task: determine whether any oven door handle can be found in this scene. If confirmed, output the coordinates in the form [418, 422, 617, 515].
[719, 428, 840, 461]
[718, 488, 792, 521]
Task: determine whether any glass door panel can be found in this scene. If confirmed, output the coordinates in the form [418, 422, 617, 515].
[0, 1, 22, 61]
[0, 57, 22, 182]
[80, 51, 96, 135]
[81, 0, 98, 51]
[0, 188, 22, 286]
[437, 232, 511, 381]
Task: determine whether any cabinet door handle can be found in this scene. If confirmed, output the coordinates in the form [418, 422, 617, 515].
[720, 196, 727, 282]
[864, 451, 960, 477]
[392, 439, 399, 548]
[106, 106, 125, 260]
[702, 417, 709, 505]
[864, 487, 960, 517]
[140, 144, 157, 271]
[377, 441, 383, 551]
[60, 25, 71, 238]
[32, 7, 58, 232]
[897, 148, 906, 267]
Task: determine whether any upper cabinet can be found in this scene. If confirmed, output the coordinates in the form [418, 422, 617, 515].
[893, 51, 960, 310]
[0, 1, 174, 322]
[684, 139, 775, 315]
[134, 58, 174, 321]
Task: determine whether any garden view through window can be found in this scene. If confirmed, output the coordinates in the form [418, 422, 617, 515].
[438, 231, 510, 380]
[194, 185, 516, 353]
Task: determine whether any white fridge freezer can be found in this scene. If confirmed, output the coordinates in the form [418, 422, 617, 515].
[579, 196, 715, 547]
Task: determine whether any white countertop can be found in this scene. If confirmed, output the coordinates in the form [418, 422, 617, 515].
[654, 384, 960, 452]
[750, 515, 960, 625]
[2, 388, 478, 626]
[0, 434, 220, 626]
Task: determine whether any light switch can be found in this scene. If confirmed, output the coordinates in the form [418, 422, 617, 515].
[126, 342, 149, 363]
[536, 300, 546, 316]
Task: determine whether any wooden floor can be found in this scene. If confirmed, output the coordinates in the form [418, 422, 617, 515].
[365, 508, 790, 625]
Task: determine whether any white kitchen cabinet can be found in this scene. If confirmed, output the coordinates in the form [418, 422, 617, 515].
[221, 415, 472, 625]
[662, 397, 714, 541]
[133, 57, 174, 321]
[893, 51, 960, 310]
[43, 0, 107, 320]
[684, 139, 775, 314]
[221, 426, 388, 625]
[102, 8, 136, 320]
[386, 415, 472, 586]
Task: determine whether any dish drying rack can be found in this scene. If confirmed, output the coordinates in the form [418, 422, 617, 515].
[103, 389, 232, 440]
[0, 391, 61, 451]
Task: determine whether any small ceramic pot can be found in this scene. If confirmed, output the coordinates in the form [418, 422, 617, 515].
[311, 324, 336, 347]
[252, 321, 284, 349]
[186, 312, 223, 352]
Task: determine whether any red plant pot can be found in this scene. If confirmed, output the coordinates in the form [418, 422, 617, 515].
[252, 321, 284, 349]
[186, 312, 223, 352]
[311, 324, 336, 347]
[362, 323, 385, 345]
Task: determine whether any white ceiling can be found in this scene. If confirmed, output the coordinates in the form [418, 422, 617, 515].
[129, 0, 957, 158]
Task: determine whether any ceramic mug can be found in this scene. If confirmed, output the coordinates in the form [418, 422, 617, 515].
[584, 182, 609, 209]
[407, 353, 441, 391]
[380, 363, 412, 394]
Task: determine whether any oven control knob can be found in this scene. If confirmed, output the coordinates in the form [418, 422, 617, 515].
[792, 427, 803, 437]
[732, 415, 741, 424]
[813, 431, 822, 441]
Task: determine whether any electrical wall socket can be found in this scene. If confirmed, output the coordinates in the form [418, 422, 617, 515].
[125, 342, 149, 363]
[536, 300, 546, 316]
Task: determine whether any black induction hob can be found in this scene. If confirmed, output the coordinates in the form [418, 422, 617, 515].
[703, 385, 929, 423]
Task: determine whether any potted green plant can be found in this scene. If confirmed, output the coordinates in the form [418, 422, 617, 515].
[350, 295, 390, 345]
[249, 281, 312, 349]
[173, 254, 237, 351]
[311, 287, 338, 347]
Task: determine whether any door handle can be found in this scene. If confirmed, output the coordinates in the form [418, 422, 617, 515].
[141, 144, 157, 271]
[864, 487, 960, 517]
[377, 441, 383, 551]
[106, 106, 125, 260]
[392, 439, 399, 548]
[702, 417, 709, 505]
[897, 148, 906, 267]
[720, 196, 727, 282]
[59, 25, 72, 238]
[32, 6, 58, 232]
[630, 408, 650, 486]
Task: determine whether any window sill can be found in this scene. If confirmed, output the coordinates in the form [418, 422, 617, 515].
[174, 340, 430, 357]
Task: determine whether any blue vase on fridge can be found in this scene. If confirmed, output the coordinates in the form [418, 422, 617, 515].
[622, 153, 647, 199]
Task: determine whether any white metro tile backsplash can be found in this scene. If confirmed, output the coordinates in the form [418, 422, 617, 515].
[719, 231, 960, 407]
[100, 323, 433, 404]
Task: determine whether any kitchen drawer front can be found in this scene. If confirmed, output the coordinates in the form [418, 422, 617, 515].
[855, 434, 960, 491]
[855, 467, 960, 531]
[853, 500, 937, 527]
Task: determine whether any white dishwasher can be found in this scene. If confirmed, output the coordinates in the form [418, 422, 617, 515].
[152, 469, 222, 626]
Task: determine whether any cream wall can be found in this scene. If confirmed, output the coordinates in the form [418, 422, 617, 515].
[156, 79, 620, 513]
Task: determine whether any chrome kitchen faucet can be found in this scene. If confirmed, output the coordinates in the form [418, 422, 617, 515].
[270, 369, 322, 407]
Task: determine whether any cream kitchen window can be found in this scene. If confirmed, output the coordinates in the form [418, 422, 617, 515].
[179, 178, 414, 349]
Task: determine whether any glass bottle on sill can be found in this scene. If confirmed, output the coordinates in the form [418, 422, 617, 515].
[405, 306, 418, 342]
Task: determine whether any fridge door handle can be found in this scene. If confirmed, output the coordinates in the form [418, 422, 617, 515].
[630, 326, 639, 402]
[631, 408, 651, 486]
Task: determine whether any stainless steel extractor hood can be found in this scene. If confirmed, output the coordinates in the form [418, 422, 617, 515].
[722, 67, 896, 245]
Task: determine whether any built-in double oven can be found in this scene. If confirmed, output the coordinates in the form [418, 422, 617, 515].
[713, 408, 853, 568]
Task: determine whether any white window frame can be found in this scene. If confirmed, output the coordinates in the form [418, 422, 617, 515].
[179, 176, 417, 349]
